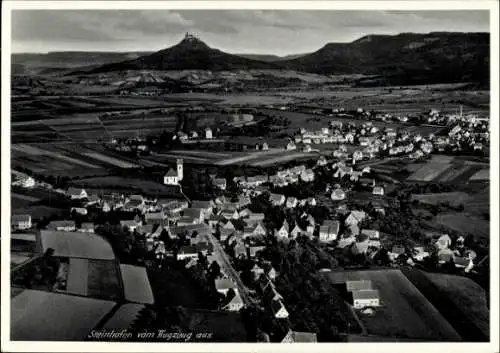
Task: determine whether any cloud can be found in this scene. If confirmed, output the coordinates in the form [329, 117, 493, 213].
[11, 10, 490, 54]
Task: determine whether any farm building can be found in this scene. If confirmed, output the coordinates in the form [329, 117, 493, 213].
[435, 234, 452, 250]
[331, 188, 346, 201]
[177, 245, 199, 261]
[12, 214, 32, 230]
[67, 187, 88, 200]
[270, 193, 286, 206]
[47, 220, 76, 232]
[372, 186, 385, 195]
[213, 178, 227, 190]
[78, 222, 95, 233]
[319, 221, 340, 243]
[222, 290, 244, 312]
[345, 211, 367, 227]
[270, 300, 289, 319]
[281, 329, 318, 343]
[352, 289, 380, 309]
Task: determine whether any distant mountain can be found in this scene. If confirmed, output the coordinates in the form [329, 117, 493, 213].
[281, 32, 490, 85]
[89, 34, 279, 73]
[236, 53, 309, 62]
[12, 51, 154, 72]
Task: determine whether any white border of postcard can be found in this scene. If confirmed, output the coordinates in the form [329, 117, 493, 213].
[2, 1, 499, 352]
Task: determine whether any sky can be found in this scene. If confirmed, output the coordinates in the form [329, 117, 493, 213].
[11, 10, 490, 55]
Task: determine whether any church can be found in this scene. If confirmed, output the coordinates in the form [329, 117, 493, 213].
[164, 159, 183, 185]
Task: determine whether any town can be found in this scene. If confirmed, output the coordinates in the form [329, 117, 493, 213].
[11, 102, 490, 342]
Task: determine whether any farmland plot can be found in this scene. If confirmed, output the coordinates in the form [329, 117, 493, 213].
[324, 269, 460, 341]
[83, 152, 139, 168]
[469, 168, 489, 181]
[435, 213, 489, 238]
[436, 165, 472, 183]
[407, 163, 452, 182]
[411, 192, 470, 206]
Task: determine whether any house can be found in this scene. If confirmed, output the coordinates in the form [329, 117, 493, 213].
[289, 224, 306, 239]
[177, 246, 199, 261]
[275, 221, 289, 240]
[120, 219, 142, 232]
[67, 187, 87, 200]
[307, 197, 317, 207]
[331, 188, 346, 201]
[78, 222, 95, 233]
[412, 247, 430, 261]
[454, 256, 474, 272]
[85, 194, 101, 206]
[316, 156, 328, 166]
[191, 200, 214, 216]
[286, 141, 296, 151]
[47, 220, 76, 232]
[350, 240, 370, 255]
[222, 219, 236, 230]
[145, 211, 167, 225]
[213, 178, 227, 190]
[163, 168, 179, 185]
[70, 207, 88, 216]
[11, 214, 32, 230]
[251, 264, 265, 280]
[183, 208, 205, 224]
[337, 233, 356, 248]
[435, 234, 452, 250]
[249, 245, 266, 259]
[247, 212, 265, 224]
[281, 329, 318, 343]
[219, 228, 235, 242]
[345, 211, 367, 227]
[267, 267, 277, 281]
[302, 145, 312, 153]
[390, 246, 406, 260]
[360, 229, 379, 240]
[438, 249, 454, 264]
[271, 300, 289, 319]
[352, 289, 380, 309]
[234, 241, 247, 259]
[262, 142, 269, 151]
[270, 193, 286, 206]
[319, 221, 340, 243]
[286, 197, 298, 208]
[222, 291, 244, 311]
[301, 169, 315, 182]
[372, 186, 385, 196]
[123, 198, 144, 212]
[359, 178, 375, 188]
[205, 127, 213, 139]
[221, 209, 239, 221]
[244, 223, 266, 238]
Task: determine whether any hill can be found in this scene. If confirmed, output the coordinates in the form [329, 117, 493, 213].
[282, 32, 489, 85]
[89, 34, 279, 73]
[236, 53, 309, 62]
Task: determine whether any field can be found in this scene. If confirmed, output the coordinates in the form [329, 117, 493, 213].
[324, 269, 461, 341]
[405, 156, 487, 183]
[411, 192, 471, 207]
[403, 269, 489, 341]
[69, 176, 183, 198]
[83, 151, 139, 168]
[434, 213, 489, 238]
[469, 168, 489, 181]
[407, 163, 452, 182]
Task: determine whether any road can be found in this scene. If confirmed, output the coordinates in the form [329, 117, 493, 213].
[207, 233, 256, 306]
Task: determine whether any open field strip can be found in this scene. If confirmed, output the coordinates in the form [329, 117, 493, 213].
[11, 193, 41, 202]
[83, 152, 139, 168]
[168, 150, 232, 158]
[249, 152, 319, 167]
[437, 165, 472, 183]
[12, 144, 102, 168]
[469, 168, 489, 181]
[435, 213, 489, 238]
[408, 163, 452, 182]
[411, 192, 470, 206]
[154, 153, 210, 162]
[214, 149, 286, 166]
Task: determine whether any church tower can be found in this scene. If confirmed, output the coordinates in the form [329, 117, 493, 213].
[176, 159, 184, 181]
